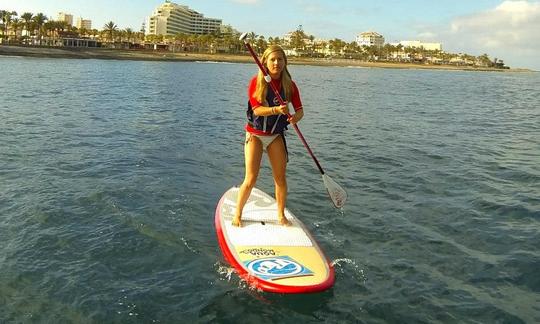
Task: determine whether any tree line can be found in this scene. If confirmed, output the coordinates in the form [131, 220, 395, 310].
[0, 10, 146, 45]
[1, 10, 506, 68]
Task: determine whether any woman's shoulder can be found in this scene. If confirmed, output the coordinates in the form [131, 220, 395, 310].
[248, 75, 258, 92]
[248, 75, 258, 87]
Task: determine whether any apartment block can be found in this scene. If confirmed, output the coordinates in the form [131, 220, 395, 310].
[57, 12, 73, 26]
[146, 1, 222, 35]
[76, 17, 92, 30]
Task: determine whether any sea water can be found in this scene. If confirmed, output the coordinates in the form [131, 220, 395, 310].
[1, 56, 539, 322]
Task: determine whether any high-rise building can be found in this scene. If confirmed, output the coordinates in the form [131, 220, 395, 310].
[146, 1, 222, 35]
[76, 17, 92, 30]
[356, 31, 385, 48]
[57, 12, 73, 26]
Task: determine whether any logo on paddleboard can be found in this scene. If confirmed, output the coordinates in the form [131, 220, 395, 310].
[240, 248, 277, 257]
[245, 256, 313, 280]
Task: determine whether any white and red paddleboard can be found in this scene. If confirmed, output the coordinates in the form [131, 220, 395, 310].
[215, 187, 334, 293]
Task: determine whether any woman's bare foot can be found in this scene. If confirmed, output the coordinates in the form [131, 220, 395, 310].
[232, 216, 242, 227]
[278, 216, 291, 226]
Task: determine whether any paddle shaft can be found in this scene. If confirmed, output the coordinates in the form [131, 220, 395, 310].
[242, 40, 325, 175]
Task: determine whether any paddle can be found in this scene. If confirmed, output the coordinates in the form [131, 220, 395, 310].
[240, 32, 348, 209]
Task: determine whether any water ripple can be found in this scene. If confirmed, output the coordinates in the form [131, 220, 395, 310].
[1, 57, 539, 322]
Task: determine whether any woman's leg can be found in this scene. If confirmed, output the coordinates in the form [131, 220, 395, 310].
[233, 133, 263, 227]
[267, 135, 290, 226]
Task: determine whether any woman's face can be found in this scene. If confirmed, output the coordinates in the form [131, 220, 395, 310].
[266, 51, 285, 78]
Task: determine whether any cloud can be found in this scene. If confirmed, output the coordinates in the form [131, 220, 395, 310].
[450, 1, 540, 41]
[440, 1, 540, 69]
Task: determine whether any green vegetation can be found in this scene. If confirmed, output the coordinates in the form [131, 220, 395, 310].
[0, 10, 145, 47]
[0, 10, 508, 69]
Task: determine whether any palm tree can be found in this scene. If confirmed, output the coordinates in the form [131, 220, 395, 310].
[364, 45, 379, 61]
[247, 32, 257, 42]
[308, 35, 315, 57]
[46, 20, 68, 45]
[395, 44, 404, 61]
[406, 46, 420, 62]
[477, 53, 492, 67]
[255, 35, 266, 53]
[164, 34, 175, 47]
[11, 17, 21, 42]
[268, 36, 282, 46]
[135, 31, 145, 44]
[221, 32, 243, 54]
[174, 32, 188, 50]
[316, 40, 328, 58]
[1, 10, 17, 42]
[382, 44, 396, 61]
[33, 13, 47, 45]
[0, 10, 5, 40]
[328, 38, 346, 57]
[124, 27, 134, 44]
[290, 29, 307, 54]
[78, 27, 88, 38]
[145, 33, 163, 49]
[346, 41, 361, 59]
[103, 21, 118, 43]
[90, 29, 99, 39]
[20, 12, 33, 40]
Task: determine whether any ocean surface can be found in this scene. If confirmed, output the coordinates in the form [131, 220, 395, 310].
[1, 56, 539, 323]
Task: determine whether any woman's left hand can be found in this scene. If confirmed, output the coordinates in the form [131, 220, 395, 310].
[287, 114, 299, 124]
[287, 109, 303, 124]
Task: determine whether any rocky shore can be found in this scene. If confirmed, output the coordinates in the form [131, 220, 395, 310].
[0, 45, 532, 72]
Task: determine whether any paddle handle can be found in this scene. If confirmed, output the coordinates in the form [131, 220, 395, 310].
[240, 34, 325, 175]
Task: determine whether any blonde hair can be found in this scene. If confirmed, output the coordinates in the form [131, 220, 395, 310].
[254, 45, 293, 105]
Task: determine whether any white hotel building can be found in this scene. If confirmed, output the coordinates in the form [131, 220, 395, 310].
[356, 31, 385, 48]
[146, 1, 222, 35]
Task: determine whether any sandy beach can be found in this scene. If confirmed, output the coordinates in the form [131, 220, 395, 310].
[0, 45, 532, 72]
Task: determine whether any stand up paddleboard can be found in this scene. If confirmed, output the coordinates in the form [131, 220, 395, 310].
[215, 187, 334, 293]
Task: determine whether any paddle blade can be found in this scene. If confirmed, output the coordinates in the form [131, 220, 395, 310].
[322, 174, 347, 209]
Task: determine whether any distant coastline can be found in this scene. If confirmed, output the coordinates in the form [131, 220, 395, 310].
[0, 45, 533, 73]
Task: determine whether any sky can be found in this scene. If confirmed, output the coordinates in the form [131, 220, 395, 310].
[1, 0, 539, 70]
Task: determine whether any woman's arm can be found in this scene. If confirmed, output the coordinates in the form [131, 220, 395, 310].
[253, 103, 303, 124]
[252, 103, 290, 116]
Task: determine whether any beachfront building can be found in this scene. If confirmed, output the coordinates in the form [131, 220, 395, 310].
[57, 12, 73, 26]
[76, 17, 92, 30]
[283, 31, 312, 44]
[146, 1, 222, 35]
[397, 40, 442, 51]
[356, 31, 385, 48]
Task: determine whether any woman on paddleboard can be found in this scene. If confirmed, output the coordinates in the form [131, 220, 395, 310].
[232, 45, 304, 227]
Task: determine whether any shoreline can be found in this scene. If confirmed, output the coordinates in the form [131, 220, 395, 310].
[0, 45, 534, 72]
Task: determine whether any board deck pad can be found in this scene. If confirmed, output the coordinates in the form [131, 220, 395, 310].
[215, 187, 334, 293]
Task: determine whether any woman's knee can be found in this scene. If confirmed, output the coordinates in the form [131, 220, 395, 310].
[273, 175, 287, 188]
[242, 176, 257, 189]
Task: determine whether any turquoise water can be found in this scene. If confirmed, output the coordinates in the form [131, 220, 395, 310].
[1, 56, 539, 323]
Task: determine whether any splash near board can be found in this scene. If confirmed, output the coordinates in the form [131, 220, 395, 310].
[215, 187, 334, 293]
